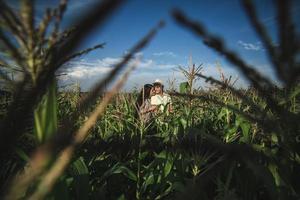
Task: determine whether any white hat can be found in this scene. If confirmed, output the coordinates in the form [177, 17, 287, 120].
[153, 79, 163, 85]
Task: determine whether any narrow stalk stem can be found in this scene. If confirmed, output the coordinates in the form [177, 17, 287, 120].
[136, 125, 143, 199]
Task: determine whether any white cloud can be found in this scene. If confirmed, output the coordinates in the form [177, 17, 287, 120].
[96, 57, 121, 67]
[59, 57, 278, 91]
[127, 62, 251, 91]
[237, 40, 263, 51]
[59, 58, 245, 91]
[64, 65, 110, 79]
[139, 59, 154, 67]
[58, 56, 179, 91]
[153, 51, 177, 57]
[61, 55, 145, 81]
[58, 60, 111, 80]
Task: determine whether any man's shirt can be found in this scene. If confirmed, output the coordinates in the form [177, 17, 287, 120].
[151, 93, 172, 112]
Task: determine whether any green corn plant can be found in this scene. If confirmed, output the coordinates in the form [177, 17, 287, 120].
[1, 0, 299, 199]
[34, 79, 58, 143]
[177, 56, 203, 95]
[0, 0, 129, 198]
[172, 0, 300, 198]
[179, 82, 189, 94]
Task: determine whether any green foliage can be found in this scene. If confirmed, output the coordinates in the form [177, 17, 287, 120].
[40, 86, 296, 199]
[179, 82, 189, 94]
[34, 80, 58, 143]
[1, 0, 299, 199]
[68, 157, 90, 200]
[2, 80, 300, 199]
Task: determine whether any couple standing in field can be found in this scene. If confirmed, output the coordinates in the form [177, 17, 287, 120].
[136, 79, 172, 122]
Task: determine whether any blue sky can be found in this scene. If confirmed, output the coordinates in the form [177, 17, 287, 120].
[9, 0, 300, 90]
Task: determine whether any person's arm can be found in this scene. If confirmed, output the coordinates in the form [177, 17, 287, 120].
[139, 105, 147, 114]
[148, 105, 158, 112]
[168, 103, 173, 113]
[167, 95, 173, 113]
[141, 105, 156, 114]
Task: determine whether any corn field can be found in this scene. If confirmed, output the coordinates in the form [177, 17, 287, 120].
[0, 0, 300, 199]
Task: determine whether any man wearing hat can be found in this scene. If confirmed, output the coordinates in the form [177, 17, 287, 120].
[150, 79, 172, 113]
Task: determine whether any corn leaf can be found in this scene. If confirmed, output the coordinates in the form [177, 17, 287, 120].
[33, 79, 58, 143]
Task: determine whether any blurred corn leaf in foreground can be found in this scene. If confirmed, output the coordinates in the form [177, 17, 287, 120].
[34, 80, 58, 143]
